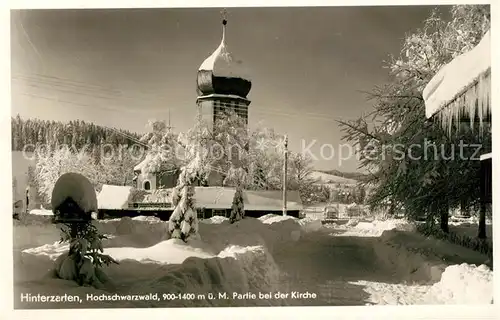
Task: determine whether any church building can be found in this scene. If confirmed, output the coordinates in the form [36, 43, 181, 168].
[134, 16, 251, 191]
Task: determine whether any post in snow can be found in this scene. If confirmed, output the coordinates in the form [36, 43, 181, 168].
[283, 134, 288, 216]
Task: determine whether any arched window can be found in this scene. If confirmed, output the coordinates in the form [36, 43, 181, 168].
[143, 180, 151, 190]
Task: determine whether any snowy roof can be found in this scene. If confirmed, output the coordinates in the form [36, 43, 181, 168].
[423, 30, 491, 122]
[198, 20, 250, 80]
[194, 186, 235, 209]
[133, 158, 148, 172]
[97, 185, 133, 210]
[133, 155, 177, 173]
[242, 190, 303, 211]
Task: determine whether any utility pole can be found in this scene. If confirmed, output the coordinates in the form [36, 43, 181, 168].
[283, 135, 288, 216]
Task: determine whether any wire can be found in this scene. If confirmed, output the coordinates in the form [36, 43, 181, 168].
[14, 73, 175, 102]
[13, 72, 343, 122]
[12, 75, 177, 113]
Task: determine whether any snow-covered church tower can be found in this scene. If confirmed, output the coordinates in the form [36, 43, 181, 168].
[196, 17, 252, 127]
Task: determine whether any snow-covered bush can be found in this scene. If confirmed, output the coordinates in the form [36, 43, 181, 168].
[51, 173, 117, 287]
[56, 222, 117, 287]
[230, 186, 245, 223]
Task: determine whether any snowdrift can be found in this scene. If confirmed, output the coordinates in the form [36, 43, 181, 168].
[334, 219, 494, 305]
[374, 227, 491, 284]
[424, 263, 493, 304]
[18, 215, 322, 307]
[29, 209, 54, 216]
[333, 218, 416, 237]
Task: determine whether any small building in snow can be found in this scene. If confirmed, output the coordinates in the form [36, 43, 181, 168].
[133, 157, 180, 191]
[96, 184, 303, 220]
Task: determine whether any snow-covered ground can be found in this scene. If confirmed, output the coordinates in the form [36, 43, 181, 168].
[13, 213, 493, 308]
[29, 209, 53, 216]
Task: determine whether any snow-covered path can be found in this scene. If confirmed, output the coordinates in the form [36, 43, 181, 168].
[273, 229, 404, 306]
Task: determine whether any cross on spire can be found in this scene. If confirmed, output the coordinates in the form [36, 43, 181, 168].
[166, 108, 174, 132]
[220, 8, 228, 25]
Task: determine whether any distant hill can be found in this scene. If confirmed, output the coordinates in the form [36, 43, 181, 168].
[317, 169, 369, 181]
[310, 171, 358, 186]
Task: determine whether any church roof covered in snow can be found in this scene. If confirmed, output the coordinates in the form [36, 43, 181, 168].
[133, 155, 178, 173]
[196, 18, 252, 99]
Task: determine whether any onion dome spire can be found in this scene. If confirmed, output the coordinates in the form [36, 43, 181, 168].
[196, 10, 251, 98]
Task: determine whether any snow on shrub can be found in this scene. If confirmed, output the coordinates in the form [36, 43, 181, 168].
[50, 173, 117, 288]
[51, 172, 98, 218]
[425, 263, 493, 304]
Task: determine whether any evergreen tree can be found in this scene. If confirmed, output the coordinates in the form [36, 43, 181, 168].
[338, 5, 491, 236]
[168, 170, 198, 242]
[230, 185, 245, 223]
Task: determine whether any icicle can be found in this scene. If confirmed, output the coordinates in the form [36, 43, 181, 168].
[439, 68, 491, 137]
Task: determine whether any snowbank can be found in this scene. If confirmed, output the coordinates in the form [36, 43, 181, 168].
[424, 263, 493, 304]
[29, 209, 54, 216]
[131, 216, 163, 223]
[23, 242, 70, 261]
[336, 219, 415, 237]
[258, 214, 297, 224]
[104, 239, 214, 264]
[352, 263, 494, 305]
[18, 215, 301, 307]
[297, 217, 323, 233]
[200, 216, 230, 225]
[94, 217, 169, 246]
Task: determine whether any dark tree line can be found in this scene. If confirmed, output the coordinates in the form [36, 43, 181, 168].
[11, 114, 142, 151]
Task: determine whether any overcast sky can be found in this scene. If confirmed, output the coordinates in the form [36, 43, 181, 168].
[10, 6, 450, 172]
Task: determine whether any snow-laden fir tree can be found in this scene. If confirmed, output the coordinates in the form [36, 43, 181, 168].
[168, 135, 212, 241]
[230, 185, 245, 223]
[168, 169, 198, 242]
